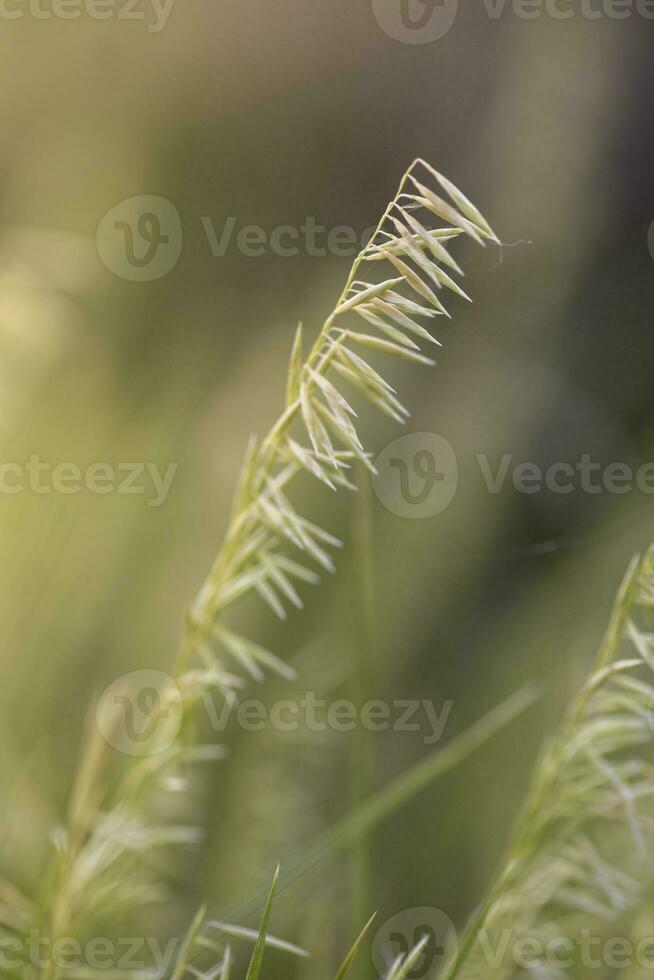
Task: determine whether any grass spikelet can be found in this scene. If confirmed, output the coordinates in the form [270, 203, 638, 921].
[19, 159, 494, 977]
[443, 546, 654, 980]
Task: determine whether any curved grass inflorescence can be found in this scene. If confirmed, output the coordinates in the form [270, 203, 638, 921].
[18, 160, 496, 980]
[444, 547, 654, 980]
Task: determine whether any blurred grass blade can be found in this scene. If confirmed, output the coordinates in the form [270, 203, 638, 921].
[388, 935, 430, 980]
[207, 921, 309, 958]
[286, 322, 303, 407]
[171, 905, 207, 980]
[245, 865, 280, 980]
[227, 685, 538, 923]
[333, 912, 377, 980]
[220, 946, 232, 980]
[318, 684, 538, 856]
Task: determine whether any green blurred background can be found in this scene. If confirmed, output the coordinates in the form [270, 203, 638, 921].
[1, 1, 654, 975]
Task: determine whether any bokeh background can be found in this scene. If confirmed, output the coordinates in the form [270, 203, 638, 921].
[1, 1, 654, 976]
